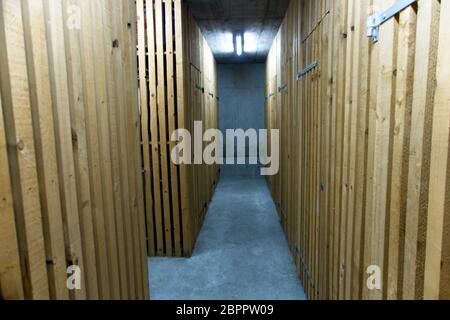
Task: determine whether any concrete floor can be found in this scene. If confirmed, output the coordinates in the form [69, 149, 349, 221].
[148, 175, 306, 300]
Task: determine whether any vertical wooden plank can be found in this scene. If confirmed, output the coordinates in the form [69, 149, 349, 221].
[440, 186, 450, 300]
[137, 0, 156, 257]
[362, 0, 378, 301]
[340, 0, 354, 299]
[301, 3, 309, 295]
[147, 0, 165, 256]
[385, 5, 416, 300]
[189, 65, 199, 246]
[21, 0, 70, 300]
[333, 0, 348, 300]
[290, 0, 299, 278]
[0, 85, 24, 300]
[123, 0, 148, 299]
[275, 28, 282, 209]
[77, 0, 111, 299]
[113, 0, 136, 298]
[61, 0, 101, 299]
[89, 0, 122, 299]
[131, 0, 151, 299]
[300, 8, 308, 291]
[312, 1, 320, 299]
[319, 1, 331, 300]
[303, 2, 311, 297]
[0, 0, 49, 299]
[177, 0, 193, 257]
[423, 0, 450, 300]
[345, 0, 359, 300]
[294, 0, 303, 280]
[327, 0, 339, 299]
[325, 0, 337, 300]
[315, 0, 323, 299]
[155, 0, 173, 256]
[363, 0, 398, 300]
[403, 0, 440, 299]
[101, 0, 129, 299]
[314, 0, 321, 297]
[165, 0, 182, 258]
[351, 0, 371, 300]
[44, 0, 88, 300]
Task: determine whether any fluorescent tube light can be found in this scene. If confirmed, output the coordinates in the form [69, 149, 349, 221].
[244, 32, 257, 53]
[236, 34, 242, 56]
[222, 32, 234, 53]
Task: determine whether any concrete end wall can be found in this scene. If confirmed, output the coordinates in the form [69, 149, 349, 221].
[218, 63, 265, 178]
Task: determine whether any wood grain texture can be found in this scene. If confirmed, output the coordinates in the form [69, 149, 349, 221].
[137, 0, 219, 257]
[0, 0, 148, 300]
[266, 0, 448, 300]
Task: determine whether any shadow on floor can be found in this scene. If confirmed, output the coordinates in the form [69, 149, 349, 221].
[148, 175, 306, 300]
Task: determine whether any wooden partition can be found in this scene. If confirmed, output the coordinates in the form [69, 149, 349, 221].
[136, 0, 219, 258]
[0, 0, 148, 300]
[266, 0, 449, 300]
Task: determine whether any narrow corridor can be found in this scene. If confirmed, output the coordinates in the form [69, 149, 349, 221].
[149, 176, 306, 300]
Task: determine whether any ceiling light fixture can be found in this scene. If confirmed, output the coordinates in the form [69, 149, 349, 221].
[222, 32, 234, 53]
[235, 33, 243, 56]
[244, 32, 257, 53]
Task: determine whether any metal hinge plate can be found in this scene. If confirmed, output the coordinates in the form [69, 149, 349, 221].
[266, 92, 275, 99]
[195, 84, 205, 93]
[296, 61, 318, 80]
[367, 0, 417, 43]
[278, 84, 287, 93]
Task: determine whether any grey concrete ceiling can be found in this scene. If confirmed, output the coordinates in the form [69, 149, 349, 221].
[186, 0, 290, 63]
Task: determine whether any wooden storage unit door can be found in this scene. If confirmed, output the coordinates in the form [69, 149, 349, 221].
[136, 0, 219, 258]
[0, 0, 148, 300]
[266, 0, 450, 300]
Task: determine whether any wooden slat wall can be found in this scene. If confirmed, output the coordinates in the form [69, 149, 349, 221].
[266, 0, 449, 300]
[0, 0, 148, 300]
[136, 0, 219, 258]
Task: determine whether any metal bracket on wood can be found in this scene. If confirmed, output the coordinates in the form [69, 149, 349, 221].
[367, 0, 417, 43]
[266, 92, 275, 99]
[195, 84, 205, 93]
[278, 84, 287, 93]
[296, 61, 318, 80]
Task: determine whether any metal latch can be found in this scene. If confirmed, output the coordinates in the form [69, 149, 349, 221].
[195, 84, 205, 93]
[278, 84, 287, 93]
[367, 0, 417, 43]
[296, 61, 318, 80]
[266, 92, 275, 100]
